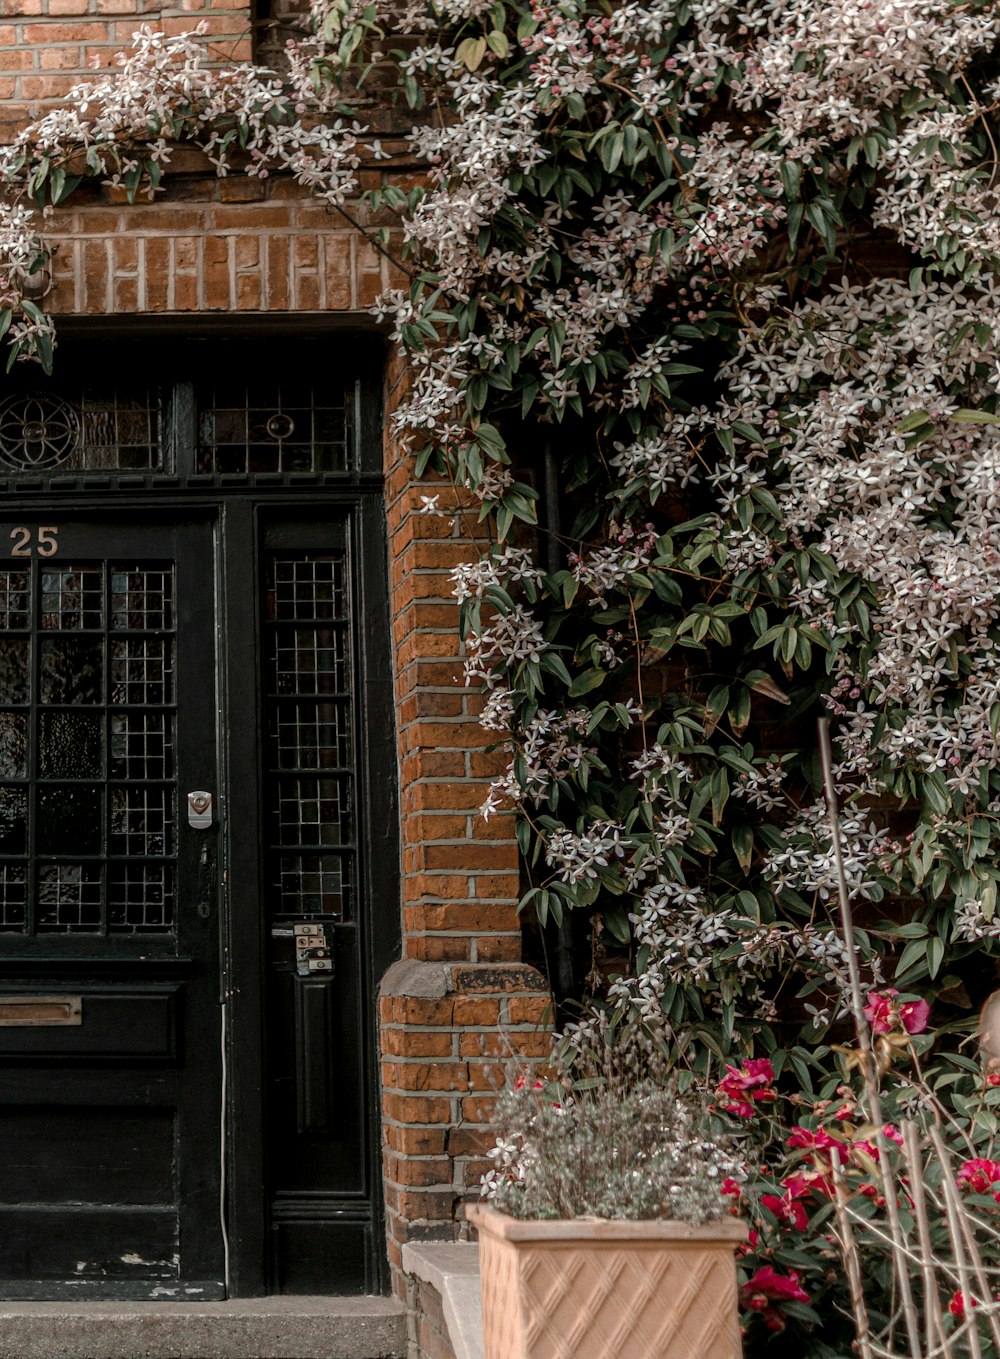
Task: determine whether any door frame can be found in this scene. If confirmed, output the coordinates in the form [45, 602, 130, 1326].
[0, 318, 399, 1296]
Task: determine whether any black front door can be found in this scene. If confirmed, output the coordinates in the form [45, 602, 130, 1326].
[0, 514, 223, 1299]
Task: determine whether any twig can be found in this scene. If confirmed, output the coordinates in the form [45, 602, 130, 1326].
[818, 717, 923, 1359]
[929, 1125, 1000, 1358]
[831, 1144, 875, 1359]
[902, 1119, 952, 1359]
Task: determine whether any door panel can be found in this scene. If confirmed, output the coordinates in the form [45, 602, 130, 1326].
[0, 517, 223, 1299]
[260, 525, 373, 1293]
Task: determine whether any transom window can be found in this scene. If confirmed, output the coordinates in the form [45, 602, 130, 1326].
[0, 337, 375, 488]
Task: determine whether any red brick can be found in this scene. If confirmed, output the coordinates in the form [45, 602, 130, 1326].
[383, 1125, 448, 1156]
[475, 936, 523, 963]
[452, 998, 500, 1026]
[388, 996, 454, 1026]
[407, 936, 473, 963]
[383, 1093, 454, 1125]
[507, 996, 553, 1025]
[380, 1028, 454, 1058]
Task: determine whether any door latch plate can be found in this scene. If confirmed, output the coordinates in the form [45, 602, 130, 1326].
[294, 922, 334, 976]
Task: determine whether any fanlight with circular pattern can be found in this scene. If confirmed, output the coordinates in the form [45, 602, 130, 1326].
[0, 393, 80, 471]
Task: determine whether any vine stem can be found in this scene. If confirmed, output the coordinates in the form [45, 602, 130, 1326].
[817, 716, 923, 1359]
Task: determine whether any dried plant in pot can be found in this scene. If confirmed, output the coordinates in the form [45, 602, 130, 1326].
[466, 1024, 748, 1359]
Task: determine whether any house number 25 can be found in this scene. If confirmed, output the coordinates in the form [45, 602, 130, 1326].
[9, 526, 59, 557]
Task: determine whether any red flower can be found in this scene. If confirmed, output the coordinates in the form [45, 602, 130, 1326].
[717, 1057, 778, 1119]
[950, 1290, 978, 1318]
[786, 1125, 848, 1156]
[863, 989, 930, 1035]
[741, 1266, 810, 1332]
[957, 1158, 1000, 1200]
[987, 1071, 1000, 1088]
[762, 1191, 809, 1231]
[782, 1167, 836, 1201]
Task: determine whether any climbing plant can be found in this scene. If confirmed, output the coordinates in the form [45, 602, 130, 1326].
[5, 1, 1000, 1349]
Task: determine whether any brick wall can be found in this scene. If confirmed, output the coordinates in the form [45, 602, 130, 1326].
[44, 171, 390, 314]
[1, 14, 550, 1300]
[380, 961, 551, 1286]
[0, 0, 254, 141]
[406, 1276, 457, 1359]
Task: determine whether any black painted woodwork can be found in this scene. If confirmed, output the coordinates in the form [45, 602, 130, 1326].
[0, 333, 400, 1300]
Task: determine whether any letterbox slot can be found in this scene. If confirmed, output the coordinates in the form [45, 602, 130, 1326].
[0, 996, 83, 1027]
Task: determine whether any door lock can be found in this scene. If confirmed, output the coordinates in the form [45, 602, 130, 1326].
[186, 791, 214, 830]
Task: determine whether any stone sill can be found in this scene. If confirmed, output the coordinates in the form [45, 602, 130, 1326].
[402, 1242, 482, 1359]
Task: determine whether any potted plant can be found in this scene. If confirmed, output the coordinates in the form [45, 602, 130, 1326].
[466, 1023, 748, 1359]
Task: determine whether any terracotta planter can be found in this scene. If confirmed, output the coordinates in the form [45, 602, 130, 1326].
[466, 1202, 746, 1359]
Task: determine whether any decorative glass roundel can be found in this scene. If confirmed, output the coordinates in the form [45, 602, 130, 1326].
[0, 393, 80, 471]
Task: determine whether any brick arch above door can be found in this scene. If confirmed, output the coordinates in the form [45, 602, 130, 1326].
[45, 189, 392, 318]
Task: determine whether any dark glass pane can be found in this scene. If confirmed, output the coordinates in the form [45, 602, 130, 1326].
[0, 714, 27, 778]
[0, 866, 26, 930]
[110, 785, 173, 857]
[276, 853, 345, 920]
[273, 628, 347, 695]
[198, 383, 351, 474]
[36, 786, 102, 855]
[278, 777, 349, 847]
[110, 712, 174, 780]
[37, 863, 102, 932]
[0, 786, 27, 855]
[273, 701, 351, 770]
[108, 863, 174, 933]
[0, 570, 29, 629]
[39, 637, 103, 704]
[110, 567, 173, 632]
[0, 640, 29, 704]
[110, 637, 172, 705]
[247, 445, 280, 475]
[40, 568, 103, 630]
[271, 557, 346, 621]
[39, 711, 103, 780]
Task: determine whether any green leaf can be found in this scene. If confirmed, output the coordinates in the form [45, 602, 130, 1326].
[567, 668, 606, 697]
[897, 410, 933, 433]
[485, 29, 510, 58]
[927, 935, 945, 979]
[456, 36, 487, 69]
[732, 823, 753, 873]
[952, 409, 1000, 424]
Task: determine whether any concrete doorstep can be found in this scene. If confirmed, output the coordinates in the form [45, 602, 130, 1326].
[0, 1296, 407, 1359]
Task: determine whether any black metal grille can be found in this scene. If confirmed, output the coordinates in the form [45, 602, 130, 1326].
[0, 562, 177, 934]
[264, 554, 353, 922]
[198, 381, 352, 475]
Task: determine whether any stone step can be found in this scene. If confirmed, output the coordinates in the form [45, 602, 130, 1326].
[0, 1296, 407, 1359]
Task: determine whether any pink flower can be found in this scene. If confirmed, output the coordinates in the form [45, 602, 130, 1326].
[863, 989, 930, 1035]
[957, 1158, 1000, 1200]
[717, 1057, 778, 1118]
